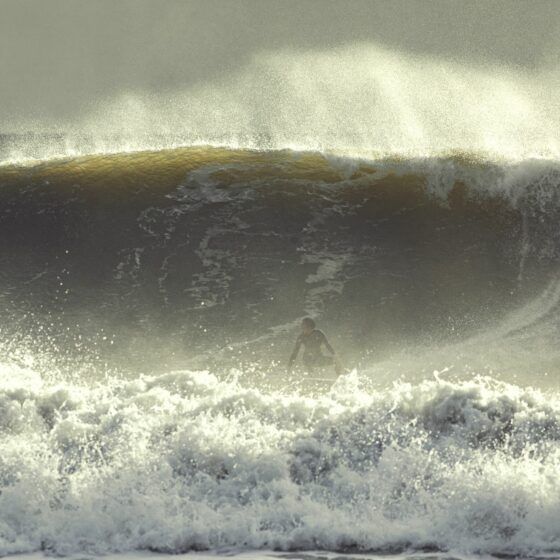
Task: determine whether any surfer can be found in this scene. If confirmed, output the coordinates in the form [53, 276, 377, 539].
[288, 317, 342, 374]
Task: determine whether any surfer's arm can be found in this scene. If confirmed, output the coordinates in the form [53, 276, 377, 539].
[321, 332, 336, 355]
[288, 336, 302, 370]
[320, 332, 344, 375]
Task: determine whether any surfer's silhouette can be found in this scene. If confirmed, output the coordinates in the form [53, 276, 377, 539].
[288, 317, 342, 374]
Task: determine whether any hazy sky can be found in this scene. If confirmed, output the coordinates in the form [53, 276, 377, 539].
[1, 0, 559, 127]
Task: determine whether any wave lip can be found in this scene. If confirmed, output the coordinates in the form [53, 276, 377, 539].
[0, 370, 560, 556]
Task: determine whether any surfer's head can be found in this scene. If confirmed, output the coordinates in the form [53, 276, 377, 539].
[301, 317, 316, 334]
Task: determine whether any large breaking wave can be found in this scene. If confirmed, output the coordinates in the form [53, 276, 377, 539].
[2, 8, 560, 557]
[1, 147, 560, 557]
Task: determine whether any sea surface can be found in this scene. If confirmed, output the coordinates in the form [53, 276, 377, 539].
[1, 142, 560, 557]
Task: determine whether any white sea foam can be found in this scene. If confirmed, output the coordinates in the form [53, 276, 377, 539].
[4, 550, 481, 560]
[1, 366, 560, 556]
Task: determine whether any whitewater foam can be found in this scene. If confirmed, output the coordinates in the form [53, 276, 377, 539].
[1, 367, 560, 556]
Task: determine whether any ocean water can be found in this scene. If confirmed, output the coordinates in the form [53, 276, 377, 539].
[0, 143, 560, 558]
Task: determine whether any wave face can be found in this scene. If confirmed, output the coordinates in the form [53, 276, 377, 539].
[0, 147, 560, 381]
[1, 369, 560, 556]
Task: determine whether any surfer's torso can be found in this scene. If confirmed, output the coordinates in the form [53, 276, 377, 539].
[298, 329, 332, 366]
